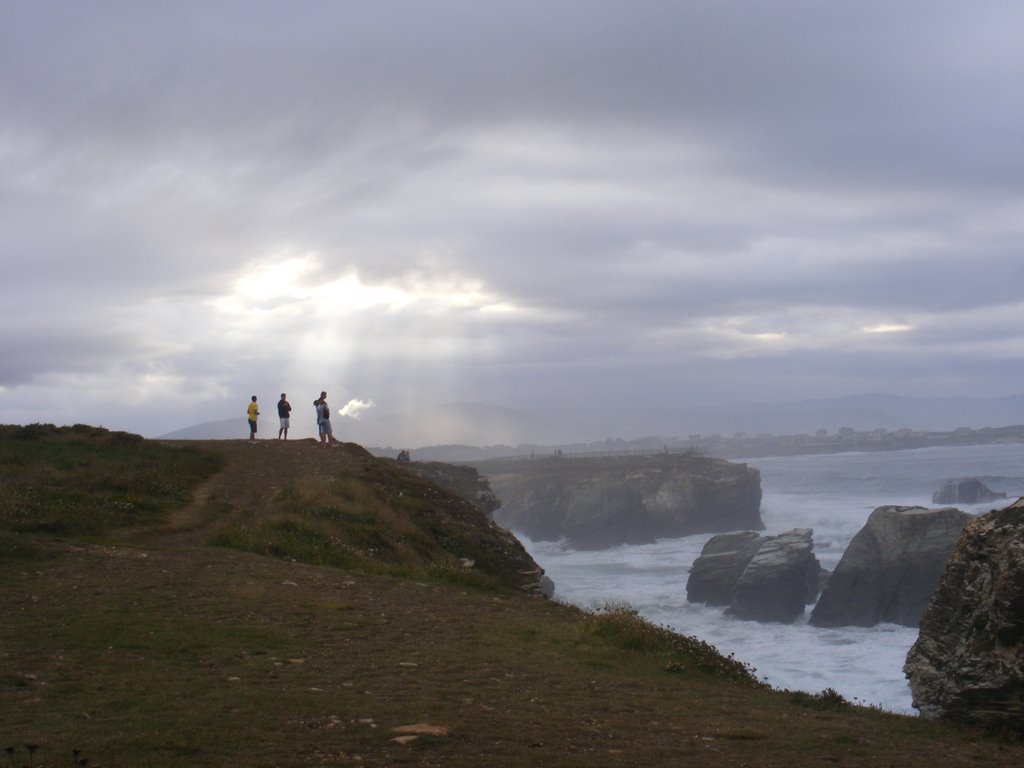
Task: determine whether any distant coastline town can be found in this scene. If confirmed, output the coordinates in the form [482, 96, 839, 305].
[664, 422, 1024, 460]
[387, 423, 1024, 463]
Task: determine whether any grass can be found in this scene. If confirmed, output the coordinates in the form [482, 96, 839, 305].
[1, 428, 1021, 766]
[205, 452, 539, 592]
[0, 423, 221, 548]
[585, 603, 767, 686]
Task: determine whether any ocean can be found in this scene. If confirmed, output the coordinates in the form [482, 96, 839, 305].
[518, 442, 1024, 714]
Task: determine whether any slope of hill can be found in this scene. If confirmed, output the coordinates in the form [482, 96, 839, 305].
[2, 425, 1021, 766]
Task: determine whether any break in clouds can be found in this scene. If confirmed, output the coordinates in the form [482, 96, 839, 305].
[2, 1, 1024, 436]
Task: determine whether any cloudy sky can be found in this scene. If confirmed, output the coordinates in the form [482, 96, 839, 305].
[3, 1, 1024, 437]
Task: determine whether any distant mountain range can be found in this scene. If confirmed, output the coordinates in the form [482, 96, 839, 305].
[587, 393, 1024, 440]
[158, 393, 1024, 453]
[157, 401, 592, 447]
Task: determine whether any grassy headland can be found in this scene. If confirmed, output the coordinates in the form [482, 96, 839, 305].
[1, 426, 1020, 766]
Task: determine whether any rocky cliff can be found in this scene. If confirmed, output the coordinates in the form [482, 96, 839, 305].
[687, 529, 824, 623]
[685, 531, 764, 606]
[904, 499, 1024, 730]
[476, 454, 763, 549]
[931, 477, 1007, 505]
[392, 458, 555, 597]
[809, 505, 973, 628]
[393, 459, 501, 517]
[727, 528, 823, 623]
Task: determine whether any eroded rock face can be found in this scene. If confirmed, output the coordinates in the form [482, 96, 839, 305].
[932, 478, 1007, 505]
[685, 531, 763, 606]
[809, 506, 973, 628]
[688, 529, 824, 624]
[904, 500, 1024, 731]
[483, 454, 763, 549]
[388, 457, 548, 595]
[726, 529, 823, 624]
[397, 461, 501, 516]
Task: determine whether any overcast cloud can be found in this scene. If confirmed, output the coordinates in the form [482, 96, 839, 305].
[3, 1, 1024, 437]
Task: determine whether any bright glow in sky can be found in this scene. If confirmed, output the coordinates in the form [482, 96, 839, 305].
[2, 1, 1024, 438]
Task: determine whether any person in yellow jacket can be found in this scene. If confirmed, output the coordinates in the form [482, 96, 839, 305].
[247, 395, 260, 442]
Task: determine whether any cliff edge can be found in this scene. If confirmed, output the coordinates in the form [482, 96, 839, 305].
[476, 453, 763, 549]
[904, 498, 1024, 731]
[810, 506, 972, 628]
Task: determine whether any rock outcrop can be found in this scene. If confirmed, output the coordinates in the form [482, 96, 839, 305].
[687, 528, 824, 624]
[932, 478, 1007, 505]
[382, 455, 548, 594]
[479, 454, 763, 550]
[809, 505, 973, 628]
[685, 531, 763, 606]
[904, 499, 1024, 731]
[726, 529, 823, 623]
[395, 460, 501, 516]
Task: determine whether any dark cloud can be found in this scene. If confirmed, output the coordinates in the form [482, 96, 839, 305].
[0, 326, 144, 387]
[2, 1, 1024, 436]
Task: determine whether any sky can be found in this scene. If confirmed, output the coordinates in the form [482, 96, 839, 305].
[3, 0, 1024, 438]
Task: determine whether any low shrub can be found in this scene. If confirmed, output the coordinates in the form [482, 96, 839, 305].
[587, 603, 768, 688]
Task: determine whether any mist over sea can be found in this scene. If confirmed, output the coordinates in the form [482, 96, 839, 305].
[518, 442, 1024, 713]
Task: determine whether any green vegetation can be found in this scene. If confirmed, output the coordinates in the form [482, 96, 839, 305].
[206, 452, 535, 592]
[586, 603, 767, 687]
[0, 424, 221, 556]
[1, 427, 1020, 767]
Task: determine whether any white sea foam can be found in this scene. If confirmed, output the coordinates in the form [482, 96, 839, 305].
[519, 442, 1024, 714]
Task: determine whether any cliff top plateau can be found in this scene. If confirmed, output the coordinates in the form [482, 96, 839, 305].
[477, 452, 763, 549]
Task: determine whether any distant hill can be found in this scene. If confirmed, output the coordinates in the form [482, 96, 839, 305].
[158, 402, 594, 447]
[158, 394, 1024, 452]
[344, 401, 595, 447]
[554, 393, 1024, 439]
[157, 417, 281, 441]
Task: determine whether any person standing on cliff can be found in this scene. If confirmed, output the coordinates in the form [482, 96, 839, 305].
[247, 395, 260, 442]
[315, 391, 340, 447]
[277, 393, 292, 440]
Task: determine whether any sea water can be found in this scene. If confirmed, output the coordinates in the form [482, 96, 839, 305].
[518, 442, 1024, 714]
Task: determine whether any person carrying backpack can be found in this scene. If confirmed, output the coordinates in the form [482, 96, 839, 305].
[315, 391, 340, 446]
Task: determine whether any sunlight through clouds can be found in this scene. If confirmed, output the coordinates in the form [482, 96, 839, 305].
[701, 326, 792, 358]
[223, 253, 413, 313]
[217, 252, 523, 319]
[692, 308, 925, 360]
[863, 323, 914, 334]
[233, 255, 318, 303]
[6, 2, 1024, 435]
[317, 273, 414, 312]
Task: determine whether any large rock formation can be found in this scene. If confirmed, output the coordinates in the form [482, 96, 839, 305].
[688, 528, 824, 624]
[686, 531, 763, 606]
[809, 505, 973, 628]
[932, 478, 1007, 505]
[904, 499, 1024, 731]
[478, 454, 763, 549]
